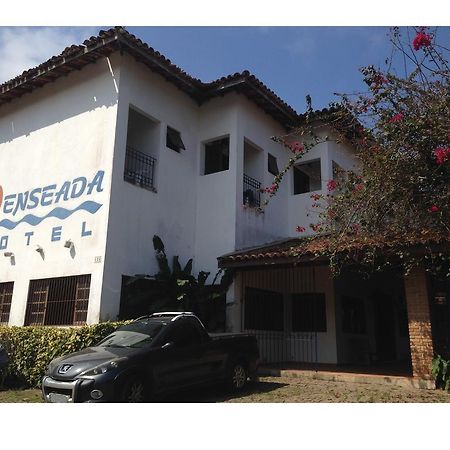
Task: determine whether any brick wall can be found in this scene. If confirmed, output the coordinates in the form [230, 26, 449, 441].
[404, 267, 434, 379]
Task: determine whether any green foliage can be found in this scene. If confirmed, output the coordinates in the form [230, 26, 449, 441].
[268, 27, 450, 277]
[120, 235, 233, 330]
[0, 321, 127, 388]
[431, 355, 450, 391]
[147, 234, 234, 311]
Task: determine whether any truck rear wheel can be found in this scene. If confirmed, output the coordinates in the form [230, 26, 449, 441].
[229, 362, 247, 392]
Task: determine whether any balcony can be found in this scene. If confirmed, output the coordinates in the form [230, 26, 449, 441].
[124, 146, 157, 191]
[243, 173, 261, 208]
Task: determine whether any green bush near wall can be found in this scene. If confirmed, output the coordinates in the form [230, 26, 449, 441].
[0, 322, 127, 388]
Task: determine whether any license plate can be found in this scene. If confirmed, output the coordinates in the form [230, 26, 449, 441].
[48, 392, 71, 403]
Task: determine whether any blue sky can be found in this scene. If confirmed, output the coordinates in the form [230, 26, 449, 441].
[0, 26, 437, 112]
[127, 26, 394, 112]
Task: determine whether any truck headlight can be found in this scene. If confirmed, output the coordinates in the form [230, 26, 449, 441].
[82, 359, 124, 377]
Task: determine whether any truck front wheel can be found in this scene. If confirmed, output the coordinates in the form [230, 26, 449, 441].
[119, 375, 148, 403]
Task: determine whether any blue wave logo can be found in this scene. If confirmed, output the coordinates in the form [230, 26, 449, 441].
[0, 201, 102, 230]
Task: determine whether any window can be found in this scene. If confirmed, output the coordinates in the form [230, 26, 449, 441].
[292, 293, 327, 332]
[341, 296, 366, 334]
[0, 282, 13, 325]
[243, 174, 261, 207]
[166, 126, 185, 152]
[244, 288, 283, 331]
[124, 147, 156, 191]
[204, 137, 229, 175]
[293, 159, 321, 194]
[164, 322, 204, 347]
[124, 107, 158, 191]
[25, 275, 91, 326]
[268, 153, 279, 175]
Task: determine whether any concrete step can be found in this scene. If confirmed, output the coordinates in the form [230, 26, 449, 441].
[259, 366, 435, 390]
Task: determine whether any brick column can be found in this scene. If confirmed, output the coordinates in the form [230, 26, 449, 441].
[404, 267, 434, 379]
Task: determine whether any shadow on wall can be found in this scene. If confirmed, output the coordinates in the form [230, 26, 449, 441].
[0, 57, 119, 145]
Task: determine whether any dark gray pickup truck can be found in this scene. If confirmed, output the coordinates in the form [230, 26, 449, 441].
[42, 312, 260, 403]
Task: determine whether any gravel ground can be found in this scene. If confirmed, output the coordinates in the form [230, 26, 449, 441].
[1, 376, 449, 403]
[167, 376, 450, 403]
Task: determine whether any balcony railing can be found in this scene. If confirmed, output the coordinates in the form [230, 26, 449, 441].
[124, 146, 157, 191]
[243, 173, 261, 208]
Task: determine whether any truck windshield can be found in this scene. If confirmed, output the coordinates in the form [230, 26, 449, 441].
[97, 320, 165, 348]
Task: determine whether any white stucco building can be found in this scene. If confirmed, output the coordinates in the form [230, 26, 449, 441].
[0, 27, 370, 367]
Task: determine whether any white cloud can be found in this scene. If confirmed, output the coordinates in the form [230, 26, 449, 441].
[285, 29, 318, 58]
[0, 27, 99, 84]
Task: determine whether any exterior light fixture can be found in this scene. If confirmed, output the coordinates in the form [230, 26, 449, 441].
[4, 252, 14, 257]
[434, 292, 447, 306]
[35, 245, 44, 254]
[64, 240, 74, 249]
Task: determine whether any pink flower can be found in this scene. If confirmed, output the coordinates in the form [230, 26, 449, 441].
[388, 113, 404, 123]
[327, 179, 337, 191]
[434, 146, 450, 164]
[264, 183, 278, 194]
[310, 193, 321, 201]
[296, 226, 306, 233]
[429, 205, 440, 213]
[289, 141, 305, 154]
[413, 31, 432, 51]
[354, 183, 364, 192]
[371, 73, 388, 90]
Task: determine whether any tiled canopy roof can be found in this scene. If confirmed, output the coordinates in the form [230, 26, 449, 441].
[0, 26, 311, 128]
[218, 231, 450, 268]
[217, 238, 325, 268]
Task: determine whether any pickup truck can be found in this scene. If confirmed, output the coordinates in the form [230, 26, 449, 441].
[42, 312, 260, 403]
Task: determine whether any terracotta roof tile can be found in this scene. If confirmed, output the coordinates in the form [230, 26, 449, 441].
[0, 26, 302, 127]
[218, 231, 450, 268]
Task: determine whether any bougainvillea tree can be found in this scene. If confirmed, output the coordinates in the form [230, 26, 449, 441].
[265, 27, 450, 276]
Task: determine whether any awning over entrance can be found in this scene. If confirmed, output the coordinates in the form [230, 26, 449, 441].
[218, 231, 450, 269]
[218, 238, 328, 269]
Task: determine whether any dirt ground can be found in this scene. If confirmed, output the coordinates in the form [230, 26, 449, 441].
[1, 376, 449, 403]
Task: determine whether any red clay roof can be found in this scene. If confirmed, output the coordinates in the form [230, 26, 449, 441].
[218, 231, 450, 268]
[0, 27, 303, 128]
[218, 238, 324, 268]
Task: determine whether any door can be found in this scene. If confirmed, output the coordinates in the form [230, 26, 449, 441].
[372, 292, 396, 361]
[153, 321, 211, 391]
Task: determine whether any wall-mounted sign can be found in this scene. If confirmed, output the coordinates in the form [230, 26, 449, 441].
[0, 170, 105, 250]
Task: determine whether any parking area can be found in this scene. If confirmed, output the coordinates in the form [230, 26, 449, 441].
[2, 376, 449, 403]
[168, 376, 450, 403]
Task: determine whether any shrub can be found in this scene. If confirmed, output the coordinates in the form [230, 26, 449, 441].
[431, 355, 450, 391]
[0, 322, 127, 388]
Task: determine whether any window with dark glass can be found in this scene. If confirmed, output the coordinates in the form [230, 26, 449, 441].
[164, 322, 204, 347]
[244, 287, 283, 331]
[0, 282, 14, 325]
[341, 296, 366, 334]
[293, 159, 321, 194]
[204, 137, 229, 175]
[292, 293, 327, 332]
[268, 153, 279, 175]
[166, 126, 186, 152]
